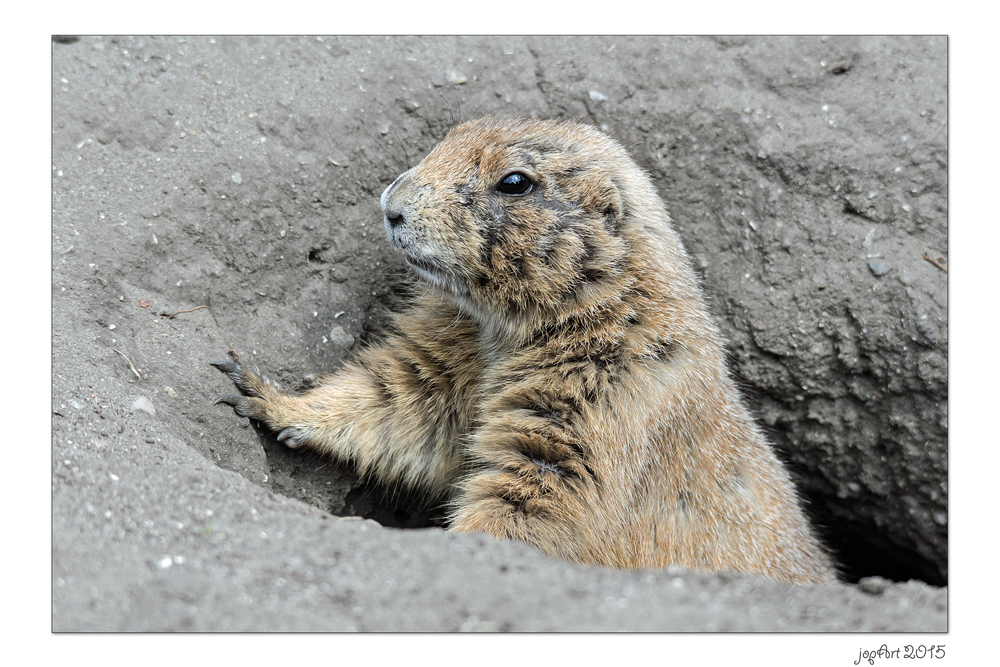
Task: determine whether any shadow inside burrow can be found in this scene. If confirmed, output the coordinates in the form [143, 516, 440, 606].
[732, 371, 947, 588]
[247, 421, 447, 530]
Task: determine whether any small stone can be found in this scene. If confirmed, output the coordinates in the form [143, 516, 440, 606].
[328, 325, 355, 349]
[915, 319, 937, 343]
[857, 576, 890, 595]
[868, 261, 893, 277]
[164, 386, 177, 398]
[131, 396, 156, 417]
[231, 172, 242, 185]
[588, 90, 608, 102]
[446, 69, 467, 85]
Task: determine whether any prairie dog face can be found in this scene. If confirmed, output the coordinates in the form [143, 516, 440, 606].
[380, 116, 634, 322]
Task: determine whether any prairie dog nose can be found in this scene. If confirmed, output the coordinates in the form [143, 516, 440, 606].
[381, 169, 415, 229]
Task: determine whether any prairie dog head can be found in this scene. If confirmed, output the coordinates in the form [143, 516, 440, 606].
[380, 116, 667, 329]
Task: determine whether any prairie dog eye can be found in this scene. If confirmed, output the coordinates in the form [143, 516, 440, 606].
[496, 172, 533, 196]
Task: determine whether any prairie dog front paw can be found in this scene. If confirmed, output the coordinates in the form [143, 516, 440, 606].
[211, 351, 283, 426]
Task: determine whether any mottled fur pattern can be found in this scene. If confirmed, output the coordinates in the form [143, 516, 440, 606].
[213, 116, 836, 584]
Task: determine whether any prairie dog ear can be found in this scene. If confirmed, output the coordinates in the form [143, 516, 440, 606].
[580, 175, 624, 230]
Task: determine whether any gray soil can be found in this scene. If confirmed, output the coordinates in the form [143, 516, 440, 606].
[52, 35, 946, 631]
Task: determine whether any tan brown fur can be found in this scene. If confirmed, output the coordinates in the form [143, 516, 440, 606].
[213, 116, 836, 584]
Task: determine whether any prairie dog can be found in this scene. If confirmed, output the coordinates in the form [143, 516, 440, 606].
[213, 115, 835, 584]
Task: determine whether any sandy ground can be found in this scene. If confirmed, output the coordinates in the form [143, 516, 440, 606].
[51, 35, 946, 631]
